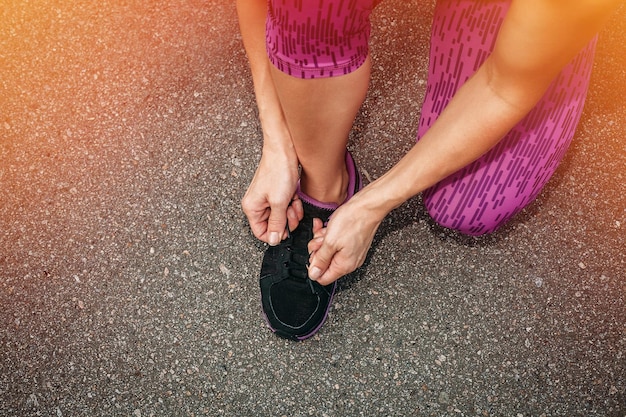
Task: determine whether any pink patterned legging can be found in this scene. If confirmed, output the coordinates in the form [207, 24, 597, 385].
[266, 0, 596, 235]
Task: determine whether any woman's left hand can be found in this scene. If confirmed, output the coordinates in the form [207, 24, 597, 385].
[307, 196, 383, 285]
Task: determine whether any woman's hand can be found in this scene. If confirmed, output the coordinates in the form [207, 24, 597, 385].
[237, 0, 305, 245]
[307, 193, 385, 285]
[242, 143, 303, 246]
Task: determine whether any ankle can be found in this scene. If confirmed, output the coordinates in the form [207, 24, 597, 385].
[299, 168, 349, 206]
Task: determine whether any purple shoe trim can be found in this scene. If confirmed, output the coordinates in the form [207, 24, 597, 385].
[344, 150, 360, 200]
[296, 193, 340, 211]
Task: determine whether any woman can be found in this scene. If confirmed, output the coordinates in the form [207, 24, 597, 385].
[237, 0, 622, 340]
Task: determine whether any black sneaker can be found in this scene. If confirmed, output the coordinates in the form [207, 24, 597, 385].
[259, 151, 361, 340]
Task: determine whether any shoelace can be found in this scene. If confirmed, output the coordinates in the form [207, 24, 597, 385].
[282, 222, 317, 294]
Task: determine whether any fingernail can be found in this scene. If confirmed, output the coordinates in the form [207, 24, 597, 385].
[269, 232, 280, 246]
[309, 266, 322, 281]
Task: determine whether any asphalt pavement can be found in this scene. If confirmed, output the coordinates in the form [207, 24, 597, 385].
[1, 1, 625, 416]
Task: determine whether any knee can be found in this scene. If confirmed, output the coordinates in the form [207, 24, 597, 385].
[423, 193, 512, 237]
[426, 208, 501, 236]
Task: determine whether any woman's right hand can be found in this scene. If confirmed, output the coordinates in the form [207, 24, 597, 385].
[241, 143, 303, 246]
[237, 0, 306, 245]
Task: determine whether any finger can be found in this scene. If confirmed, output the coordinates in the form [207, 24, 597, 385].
[251, 222, 269, 242]
[311, 218, 324, 236]
[309, 251, 345, 285]
[316, 264, 346, 286]
[307, 239, 335, 282]
[241, 193, 270, 240]
[307, 235, 324, 256]
[286, 198, 303, 232]
[245, 209, 270, 241]
[291, 197, 304, 222]
[308, 219, 326, 254]
[267, 204, 288, 246]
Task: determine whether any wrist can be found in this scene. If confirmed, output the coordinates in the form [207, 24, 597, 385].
[261, 133, 296, 159]
[349, 181, 399, 225]
[257, 110, 295, 150]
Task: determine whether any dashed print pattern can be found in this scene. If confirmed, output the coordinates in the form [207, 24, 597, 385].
[419, 0, 596, 235]
[266, 0, 375, 79]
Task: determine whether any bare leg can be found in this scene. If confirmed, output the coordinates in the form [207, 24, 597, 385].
[269, 56, 371, 206]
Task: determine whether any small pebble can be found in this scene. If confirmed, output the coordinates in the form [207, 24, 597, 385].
[438, 391, 450, 404]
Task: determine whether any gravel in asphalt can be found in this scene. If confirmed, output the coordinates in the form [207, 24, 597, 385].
[1, 1, 625, 416]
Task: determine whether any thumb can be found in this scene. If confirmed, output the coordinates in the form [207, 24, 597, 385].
[309, 243, 344, 285]
[307, 218, 328, 279]
[266, 205, 288, 246]
[308, 230, 340, 283]
[308, 246, 331, 282]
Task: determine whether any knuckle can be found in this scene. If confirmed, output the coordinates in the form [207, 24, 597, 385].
[267, 217, 285, 227]
[241, 196, 253, 212]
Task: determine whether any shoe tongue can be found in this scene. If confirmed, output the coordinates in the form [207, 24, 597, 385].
[300, 200, 334, 224]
